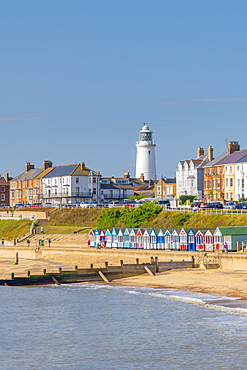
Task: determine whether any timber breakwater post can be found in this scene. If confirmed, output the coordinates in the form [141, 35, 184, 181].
[0, 260, 193, 286]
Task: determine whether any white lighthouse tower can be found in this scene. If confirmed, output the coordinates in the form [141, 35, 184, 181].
[135, 124, 157, 180]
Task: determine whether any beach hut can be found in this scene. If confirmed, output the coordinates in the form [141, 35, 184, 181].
[171, 230, 179, 250]
[204, 230, 214, 251]
[105, 229, 112, 248]
[93, 229, 100, 247]
[179, 228, 188, 250]
[214, 227, 247, 252]
[187, 228, 196, 251]
[150, 229, 158, 250]
[129, 229, 136, 248]
[99, 230, 106, 242]
[157, 229, 165, 249]
[195, 230, 205, 251]
[88, 229, 95, 247]
[111, 228, 118, 248]
[136, 229, 143, 249]
[164, 230, 171, 250]
[123, 228, 131, 248]
[117, 229, 124, 248]
[143, 229, 150, 249]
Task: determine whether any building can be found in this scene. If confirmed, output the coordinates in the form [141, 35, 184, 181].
[0, 173, 11, 206]
[135, 124, 157, 181]
[9, 161, 52, 206]
[100, 174, 134, 201]
[154, 177, 176, 199]
[204, 141, 247, 202]
[176, 146, 214, 200]
[41, 162, 101, 205]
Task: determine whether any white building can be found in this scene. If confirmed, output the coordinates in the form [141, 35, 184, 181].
[41, 162, 101, 205]
[176, 146, 213, 200]
[100, 176, 134, 201]
[135, 124, 157, 181]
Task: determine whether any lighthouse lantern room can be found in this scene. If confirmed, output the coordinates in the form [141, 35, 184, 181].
[135, 124, 157, 181]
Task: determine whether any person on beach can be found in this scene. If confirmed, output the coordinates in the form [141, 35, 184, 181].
[87, 240, 91, 247]
[48, 239, 51, 247]
[27, 239, 30, 247]
[1, 237, 4, 245]
[224, 242, 228, 253]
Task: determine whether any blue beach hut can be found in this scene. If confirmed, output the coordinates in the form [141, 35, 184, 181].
[124, 228, 131, 248]
[187, 228, 196, 251]
[157, 229, 165, 249]
[105, 229, 112, 248]
[164, 229, 171, 250]
[94, 229, 100, 248]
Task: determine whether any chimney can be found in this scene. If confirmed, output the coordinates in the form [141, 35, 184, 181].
[140, 173, 145, 182]
[25, 162, 35, 172]
[197, 147, 204, 158]
[43, 160, 53, 170]
[124, 172, 130, 179]
[4, 173, 9, 182]
[208, 146, 214, 162]
[228, 141, 240, 154]
[81, 162, 85, 170]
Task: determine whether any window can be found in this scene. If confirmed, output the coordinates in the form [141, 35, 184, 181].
[226, 178, 228, 187]
[76, 178, 79, 183]
[230, 193, 233, 200]
[1, 186, 4, 192]
[93, 188, 96, 194]
[230, 178, 233, 187]
[93, 177, 96, 183]
[1, 194, 5, 201]
[157, 186, 162, 196]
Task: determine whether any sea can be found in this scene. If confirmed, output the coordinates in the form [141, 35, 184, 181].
[1, 283, 247, 370]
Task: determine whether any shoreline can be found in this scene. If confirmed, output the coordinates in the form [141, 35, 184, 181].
[1, 251, 247, 301]
[112, 268, 247, 300]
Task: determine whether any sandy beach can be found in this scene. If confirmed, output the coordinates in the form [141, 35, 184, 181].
[1, 250, 247, 299]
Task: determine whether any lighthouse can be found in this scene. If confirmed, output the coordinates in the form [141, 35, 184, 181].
[135, 124, 157, 180]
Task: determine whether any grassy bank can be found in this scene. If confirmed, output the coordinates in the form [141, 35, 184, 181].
[0, 220, 30, 240]
[46, 208, 247, 231]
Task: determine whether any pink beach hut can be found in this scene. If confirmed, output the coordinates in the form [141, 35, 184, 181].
[136, 229, 143, 249]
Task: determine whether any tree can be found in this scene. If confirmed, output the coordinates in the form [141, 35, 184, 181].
[179, 195, 196, 205]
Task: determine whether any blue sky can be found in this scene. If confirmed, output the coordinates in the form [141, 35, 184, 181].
[1, 0, 247, 178]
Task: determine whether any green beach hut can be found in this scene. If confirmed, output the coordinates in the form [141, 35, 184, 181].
[214, 227, 247, 251]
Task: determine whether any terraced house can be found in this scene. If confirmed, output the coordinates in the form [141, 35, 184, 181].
[40, 162, 101, 205]
[204, 141, 247, 202]
[9, 161, 52, 206]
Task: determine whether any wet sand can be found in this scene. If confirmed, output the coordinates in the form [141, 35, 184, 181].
[1, 253, 247, 299]
[114, 268, 247, 299]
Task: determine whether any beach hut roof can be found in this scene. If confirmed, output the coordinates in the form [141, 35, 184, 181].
[172, 230, 179, 236]
[89, 229, 95, 235]
[143, 230, 150, 236]
[179, 228, 187, 236]
[130, 229, 136, 236]
[158, 229, 164, 236]
[164, 229, 171, 236]
[150, 229, 157, 236]
[124, 228, 130, 235]
[187, 228, 195, 236]
[195, 230, 203, 237]
[215, 226, 247, 236]
[205, 230, 213, 236]
[118, 229, 123, 236]
[100, 230, 105, 236]
[105, 229, 112, 236]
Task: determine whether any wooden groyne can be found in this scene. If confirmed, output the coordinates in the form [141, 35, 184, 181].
[0, 260, 192, 286]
